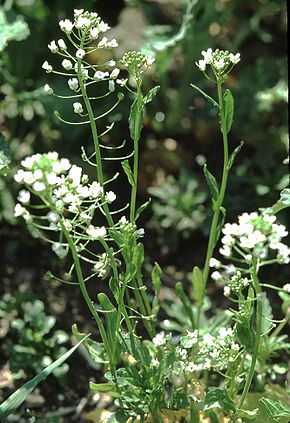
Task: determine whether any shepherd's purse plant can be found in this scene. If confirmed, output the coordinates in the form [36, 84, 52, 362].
[1, 8, 289, 423]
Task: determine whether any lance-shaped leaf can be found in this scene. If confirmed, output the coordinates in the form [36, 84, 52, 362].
[191, 84, 219, 108]
[121, 159, 135, 187]
[129, 97, 143, 141]
[203, 164, 219, 210]
[223, 89, 234, 134]
[0, 334, 89, 419]
[135, 198, 151, 221]
[227, 141, 244, 170]
[192, 266, 204, 307]
[143, 85, 160, 105]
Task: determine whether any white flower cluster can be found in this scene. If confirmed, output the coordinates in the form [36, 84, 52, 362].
[196, 48, 240, 74]
[151, 327, 240, 374]
[14, 152, 116, 244]
[42, 10, 127, 101]
[218, 212, 289, 264]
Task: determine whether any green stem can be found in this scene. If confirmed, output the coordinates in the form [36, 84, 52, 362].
[238, 265, 262, 409]
[61, 224, 115, 372]
[77, 38, 114, 228]
[196, 80, 229, 329]
[130, 84, 142, 223]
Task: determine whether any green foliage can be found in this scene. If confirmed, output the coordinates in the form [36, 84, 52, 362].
[0, 335, 88, 420]
[148, 168, 207, 244]
[0, 8, 29, 51]
[1, 294, 69, 380]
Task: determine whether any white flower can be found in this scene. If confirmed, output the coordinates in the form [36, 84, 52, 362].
[89, 181, 103, 198]
[152, 332, 166, 346]
[224, 286, 231, 297]
[195, 59, 207, 71]
[14, 169, 25, 183]
[186, 362, 198, 372]
[229, 53, 241, 64]
[209, 258, 221, 268]
[42, 61, 53, 73]
[203, 333, 215, 346]
[106, 60, 116, 67]
[211, 271, 222, 281]
[62, 59, 73, 70]
[119, 216, 128, 225]
[59, 19, 74, 33]
[46, 172, 59, 185]
[110, 68, 120, 79]
[282, 283, 290, 293]
[86, 225, 107, 239]
[93, 71, 109, 81]
[146, 55, 155, 66]
[218, 327, 233, 339]
[231, 342, 240, 351]
[48, 40, 58, 53]
[99, 21, 110, 32]
[105, 191, 116, 203]
[108, 80, 115, 92]
[17, 190, 30, 204]
[201, 48, 213, 63]
[69, 165, 82, 185]
[210, 348, 220, 359]
[33, 181, 46, 192]
[263, 214, 276, 224]
[76, 48, 86, 59]
[57, 39, 67, 50]
[90, 27, 99, 38]
[68, 78, 79, 91]
[213, 58, 225, 70]
[47, 211, 60, 223]
[219, 245, 232, 257]
[151, 358, 159, 367]
[75, 16, 92, 30]
[14, 203, 27, 217]
[44, 84, 53, 95]
[74, 9, 84, 16]
[116, 78, 128, 87]
[52, 242, 67, 259]
[98, 37, 108, 47]
[73, 102, 83, 114]
[107, 39, 118, 48]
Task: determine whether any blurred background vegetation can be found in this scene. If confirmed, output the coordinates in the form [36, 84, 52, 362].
[0, 0, 288, 420]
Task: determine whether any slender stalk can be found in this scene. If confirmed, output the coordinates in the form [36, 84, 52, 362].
[77, 38, 114, 228]
[238, 265, 262, 409]
[196, 80, 230, 329]
[61, 223, 115, 371]
[130, 84, 142, 223]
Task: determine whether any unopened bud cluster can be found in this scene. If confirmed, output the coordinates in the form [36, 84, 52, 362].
[121, 51, 155, 83]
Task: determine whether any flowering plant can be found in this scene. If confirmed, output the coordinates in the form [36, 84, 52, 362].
[1, 9, 289, 423]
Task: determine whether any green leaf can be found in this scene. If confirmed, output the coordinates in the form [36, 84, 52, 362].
[135, 198, 151, 221]
[223, 89, 234, 134]
[72, 324, 107, 364]
[258, 397, 290, 422]
[204, 388, 236, 413]
[0, 133, 11, 176]
[236, 321, 255, 353]
[203, 164, 219, 209]
[192, 266, 204, 306]
[0, 9, 30, 51]
[121, 159, 135, 187]
[89, 381, 117, 394]
[191, 84, 219, 108]
[260, 292, 273, 333]
[118, 331, 151, 367]
[151, 262, 162, 318]
[143, 86, 160, 105]
[227, 141, 244, 170]
[129, 97, 143, 141]
[98, 293, 118, 348]
[0, 334, 89, 419]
